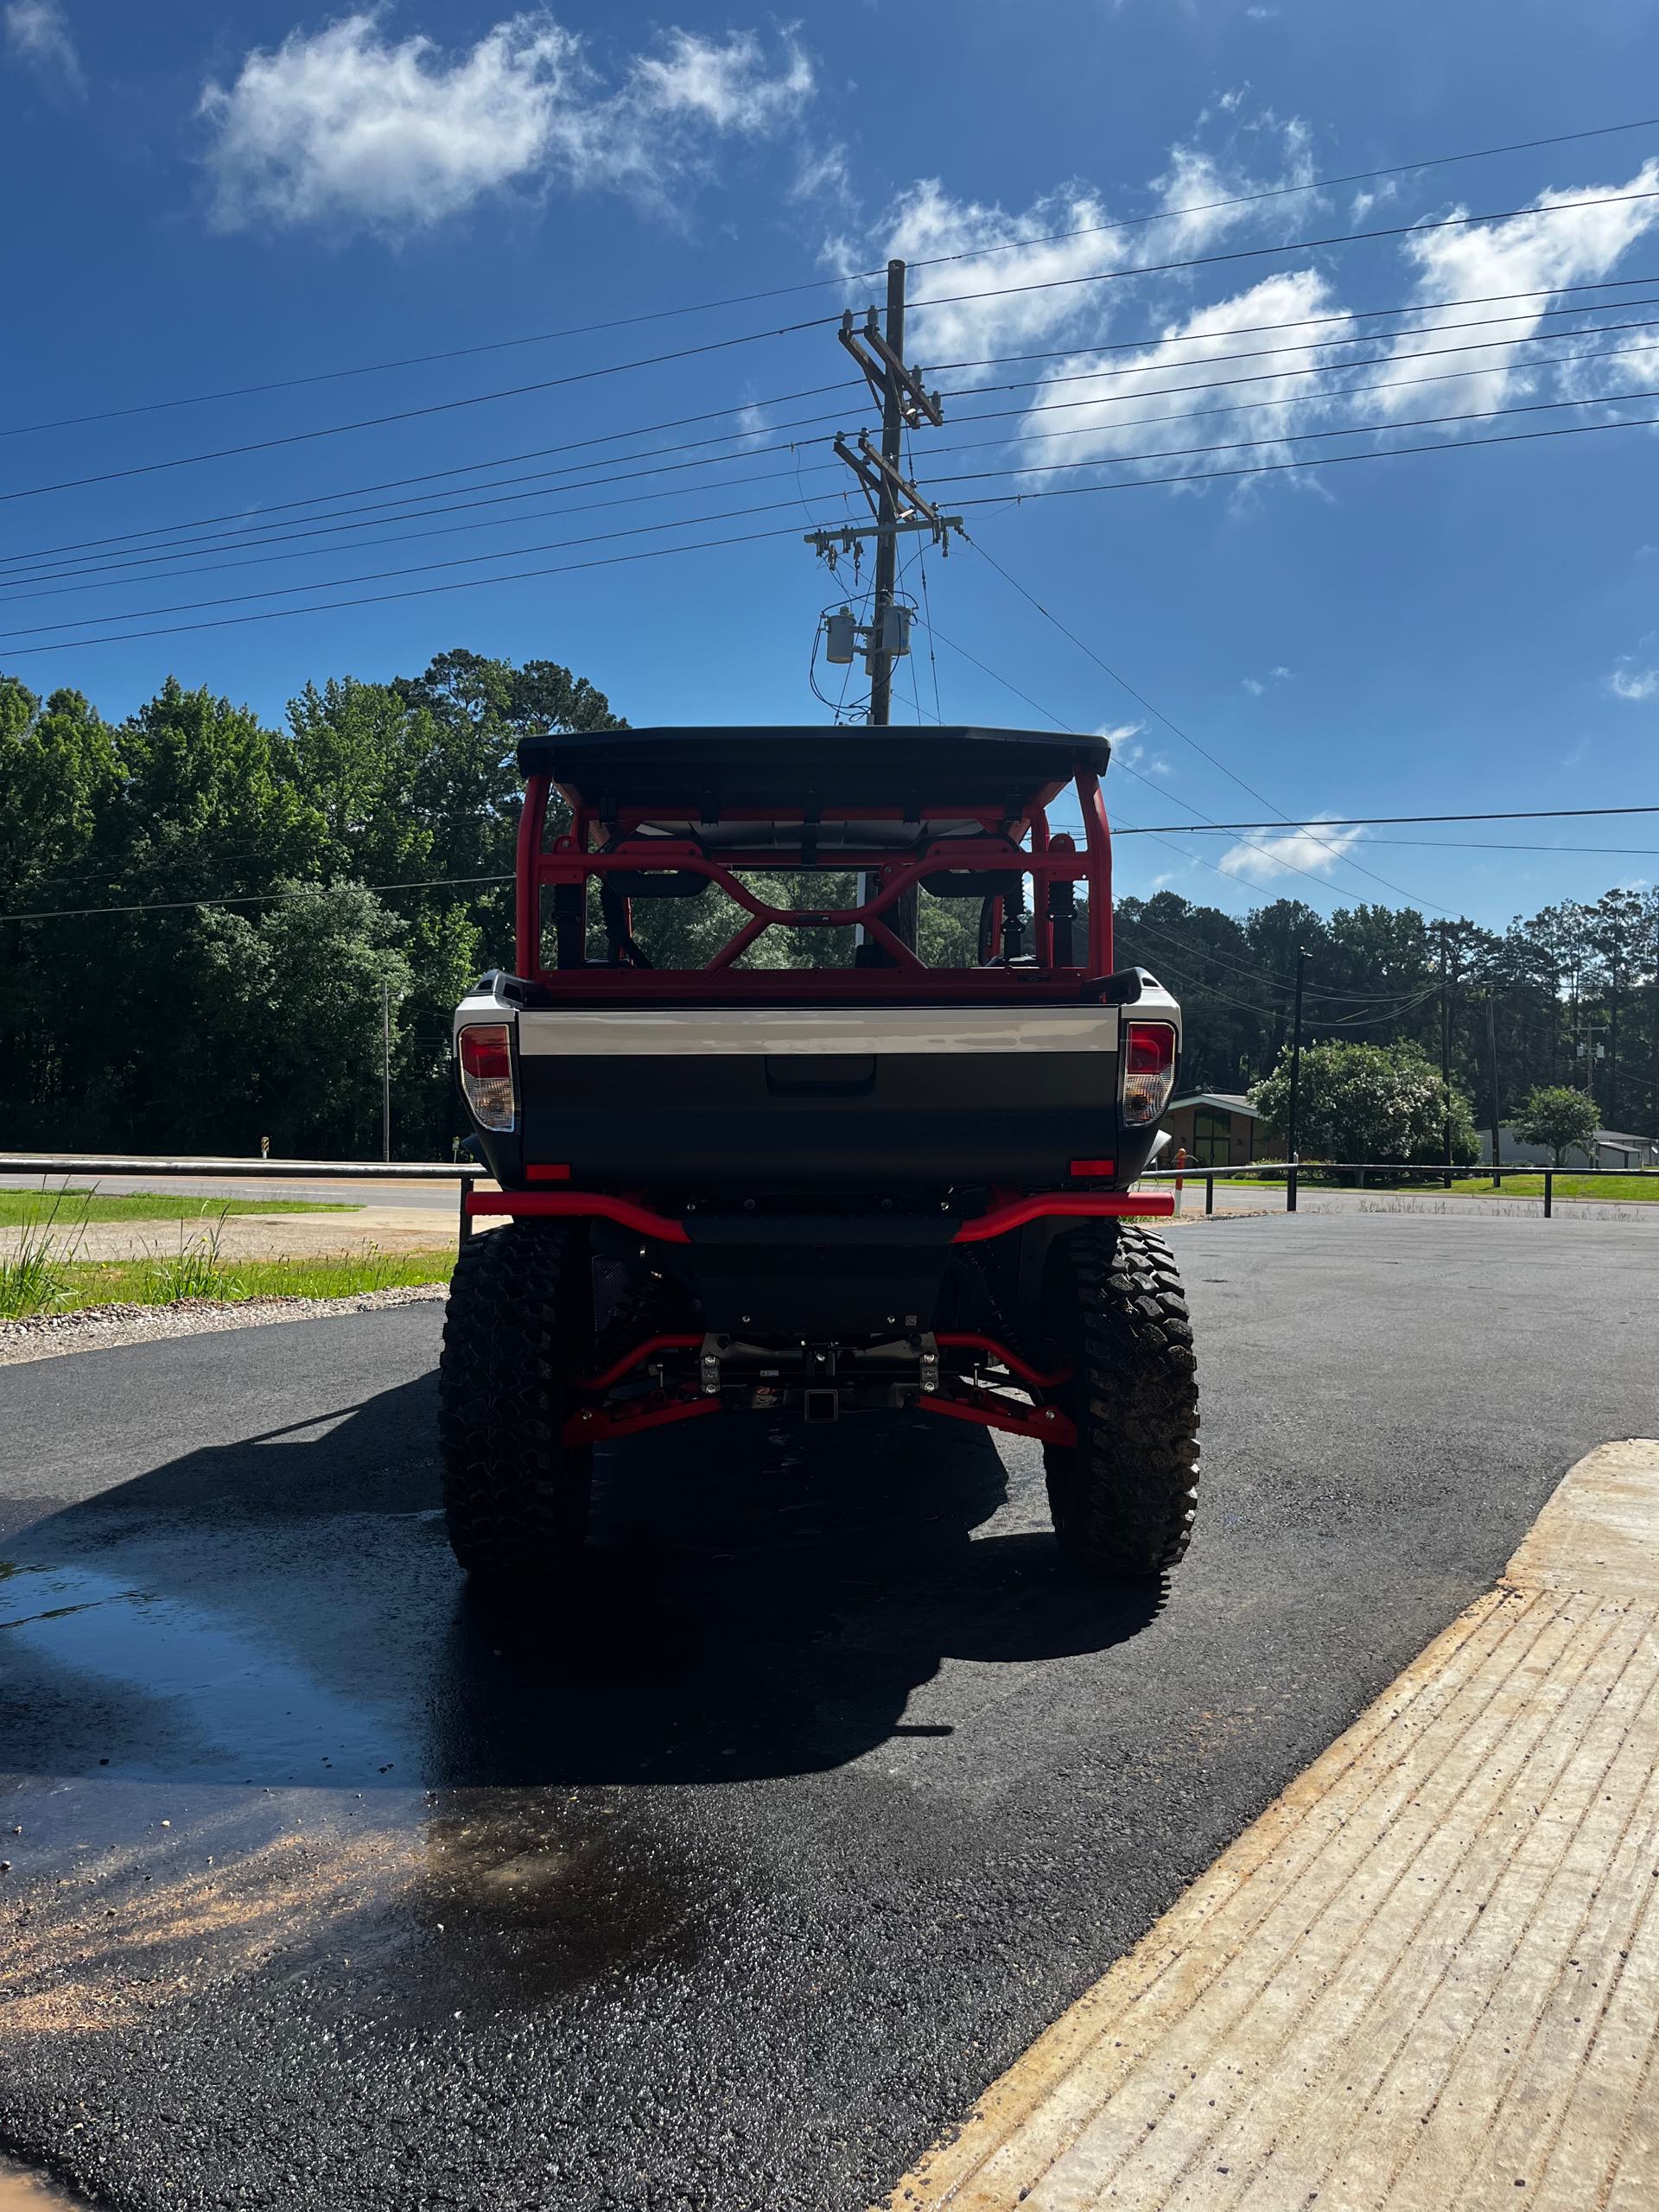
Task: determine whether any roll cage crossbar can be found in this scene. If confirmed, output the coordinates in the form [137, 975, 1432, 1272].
[513, 769, 1115, 999]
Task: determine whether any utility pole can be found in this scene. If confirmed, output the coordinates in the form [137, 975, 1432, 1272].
[381, 978, 392, 1164]
[869, 261, 913, 950]
[868, 259, 907, 730]
[1486, 990, 1502, 1186]
[1286, 945, 1306, 1213]
[809, 258, 960, 956]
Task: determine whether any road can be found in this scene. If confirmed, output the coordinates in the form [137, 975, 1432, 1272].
[2, 1212, 1656, 2212]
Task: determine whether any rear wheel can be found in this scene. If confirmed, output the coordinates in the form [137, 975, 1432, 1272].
[1040, 1222, 1200, 1584]
[437, 1220, 596, 1585]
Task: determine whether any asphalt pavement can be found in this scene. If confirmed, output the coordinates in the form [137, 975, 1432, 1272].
[1, 1212, 1656, 2212]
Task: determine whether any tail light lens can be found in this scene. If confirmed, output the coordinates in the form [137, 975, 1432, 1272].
[1122, 1021, 1176, 1125]
[458, 1022, 517, 1132]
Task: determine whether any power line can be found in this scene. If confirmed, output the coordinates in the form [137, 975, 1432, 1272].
[0, 314, 836, 507]
[10, 187, 1659, 511]
[1117, 807, 1659, 832]
[0, 456, 852, 606]
[1, 874, 514, 925]
[0, 379, 863, 572]
[1121, 908, 1440, 1000]
[5, 276, 1647, 580]
[903, 117, 1659, 274]
[10, 404, 1658, 659]
[925, 275, 1659, 377]
[950, 401, 1659, 510]
[912, 611, 1380, 910]
[10, 111, 1657, 438]
[907, 188, 1659, 319]
[922, 380, 1659, 501]
[0, 518, 812, 658]
[19, 318, 1658, 606]
[11, 381, 1656, 647]
[959, 531, 1455, 913]
[1355, 837, 1659, 855]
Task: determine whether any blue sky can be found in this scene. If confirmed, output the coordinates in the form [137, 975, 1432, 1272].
[3, 0, 1657, 929]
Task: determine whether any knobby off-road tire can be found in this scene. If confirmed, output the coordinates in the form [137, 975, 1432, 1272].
[1041, 1222, 1200, 1584]
[438, 1220, 596, 1586]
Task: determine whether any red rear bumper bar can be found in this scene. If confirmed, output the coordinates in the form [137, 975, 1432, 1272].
[948, 1192, 1173, 1240]
[467, 1189, 1173, 1239]
[466, 1190, 692, 1242]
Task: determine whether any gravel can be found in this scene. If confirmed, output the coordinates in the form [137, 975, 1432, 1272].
[0, 1284, 448, 1367]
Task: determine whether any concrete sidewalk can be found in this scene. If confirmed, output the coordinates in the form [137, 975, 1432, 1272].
[888, 1440, 1659, 2211]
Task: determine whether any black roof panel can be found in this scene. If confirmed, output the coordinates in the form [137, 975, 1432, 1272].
[518, 726, 1110, 812]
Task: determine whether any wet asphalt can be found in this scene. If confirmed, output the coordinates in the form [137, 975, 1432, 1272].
[1, 1212, 1656, 2212]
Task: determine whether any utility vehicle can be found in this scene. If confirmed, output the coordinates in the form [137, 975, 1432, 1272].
[440, 726, 1198, 1586]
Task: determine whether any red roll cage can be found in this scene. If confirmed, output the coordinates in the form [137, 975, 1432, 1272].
[513, 764, 1116, 1002]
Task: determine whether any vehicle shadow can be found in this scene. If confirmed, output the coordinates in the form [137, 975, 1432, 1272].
[1, 1373, 1161, 1795]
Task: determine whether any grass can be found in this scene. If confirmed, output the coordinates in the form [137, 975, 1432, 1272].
[1440, 1172, 1659, 1203]
[0, 1187, 359, 1225]
[1187, 1167, 1659, 1203]
[1, 1244, 453, 1321]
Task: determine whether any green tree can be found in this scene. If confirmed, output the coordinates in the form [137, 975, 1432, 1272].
[195, 883, 414, 1157]
[1514, 1084, 1599, 1167]
[1249, 1039, 1479, 1168]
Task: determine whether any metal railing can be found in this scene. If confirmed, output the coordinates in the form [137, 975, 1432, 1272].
[0, 1151, 486, 1249]
[1140, 1160, 1658, 1218]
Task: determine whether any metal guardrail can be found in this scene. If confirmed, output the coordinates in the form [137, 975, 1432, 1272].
[1140, 1160, 1659, 1217]
[0, 1152, 486, 1249]
[5, 1152, 1651, 1252]
[0, 1154, 480, 1181]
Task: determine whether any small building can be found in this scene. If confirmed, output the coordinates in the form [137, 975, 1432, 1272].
[1162, 1091, 1261, 1166]
[1477, 1124, 1658, 1172]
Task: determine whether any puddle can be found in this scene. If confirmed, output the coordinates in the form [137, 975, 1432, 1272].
[0, 1554, 417, 1789]
[407, 1786, 717, 2012]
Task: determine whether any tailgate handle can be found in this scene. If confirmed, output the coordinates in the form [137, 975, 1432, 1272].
[764, 1054, 876, 1096]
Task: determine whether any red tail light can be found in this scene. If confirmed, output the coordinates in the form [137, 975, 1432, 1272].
[1122, 1020, 1176, 1125]
[458, 1022, 517, 1132]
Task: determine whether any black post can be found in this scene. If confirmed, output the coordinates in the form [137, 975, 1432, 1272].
[1285, 945, 1306, 1213]
[1544, 1168, 1554, 1220]
[1440, 920, 1453, 1189]
[1205, 1172, 1214, 1217]
[458, 1175, 474, 1250]
[1486, 990, 1502, 1188]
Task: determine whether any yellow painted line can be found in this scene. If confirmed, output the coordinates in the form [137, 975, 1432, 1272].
[884, 1440, 1659, 2212]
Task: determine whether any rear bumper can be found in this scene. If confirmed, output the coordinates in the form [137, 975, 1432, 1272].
[463, 1188, 1174, 1241]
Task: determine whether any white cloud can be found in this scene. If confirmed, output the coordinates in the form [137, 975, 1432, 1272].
[825, 117, 1317, 378]
[1241, 677, 1266, 696]
[1366, 161, 1659, 420]
[200, 13, 815, 236]
[819, 127, 1659, 517]
[1606, 663, 1659, 702]
[628, 28, 810, 132]
[1217, 817, 1365, 881]
[4, 0, 83, 92]
[791, 140, 853, 212]
[1099, 721, 1172, 776]
[1009, 269, 1356, 486]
